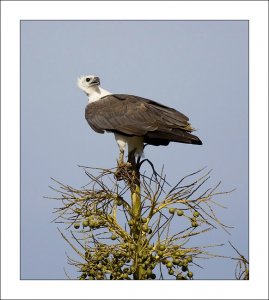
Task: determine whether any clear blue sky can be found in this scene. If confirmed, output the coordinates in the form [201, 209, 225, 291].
[21, 20, 248, 279]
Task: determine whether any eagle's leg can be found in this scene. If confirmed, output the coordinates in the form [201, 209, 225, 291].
[118, 149, 124, 166]
[115, 149, 132, 181]
[115, 136, 129, 167]
[127, 149, 136, 166]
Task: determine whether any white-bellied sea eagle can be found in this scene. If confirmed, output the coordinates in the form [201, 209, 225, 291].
[77, 75, 202, 164]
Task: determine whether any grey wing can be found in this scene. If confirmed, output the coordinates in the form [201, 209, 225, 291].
[85, 94, 194, 135]
[85, 95, 142, 135]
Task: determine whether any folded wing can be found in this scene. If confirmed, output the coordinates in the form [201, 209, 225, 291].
[85, 94, 202, 145]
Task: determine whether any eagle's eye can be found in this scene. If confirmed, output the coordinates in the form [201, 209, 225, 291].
[86, 77, 91, 82]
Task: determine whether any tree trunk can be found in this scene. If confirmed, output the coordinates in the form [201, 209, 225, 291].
[128, 153, 143, 279]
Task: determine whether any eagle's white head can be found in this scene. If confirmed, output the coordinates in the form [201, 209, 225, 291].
[77, 75, 111, 102]
[77, 75, 100, 94]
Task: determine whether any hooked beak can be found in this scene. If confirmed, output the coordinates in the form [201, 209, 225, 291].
[89, 76, 100, 86]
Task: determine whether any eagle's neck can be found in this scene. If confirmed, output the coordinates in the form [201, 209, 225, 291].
[87, 86, 111, 103]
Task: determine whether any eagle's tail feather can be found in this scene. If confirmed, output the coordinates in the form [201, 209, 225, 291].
[145, 129, 202, 146]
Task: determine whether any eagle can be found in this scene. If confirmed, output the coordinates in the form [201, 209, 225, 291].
[77, 75, 202, 165]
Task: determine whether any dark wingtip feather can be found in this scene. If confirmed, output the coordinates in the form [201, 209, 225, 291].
[145, 130, 203, 146]
[192, 137, 203, 145]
